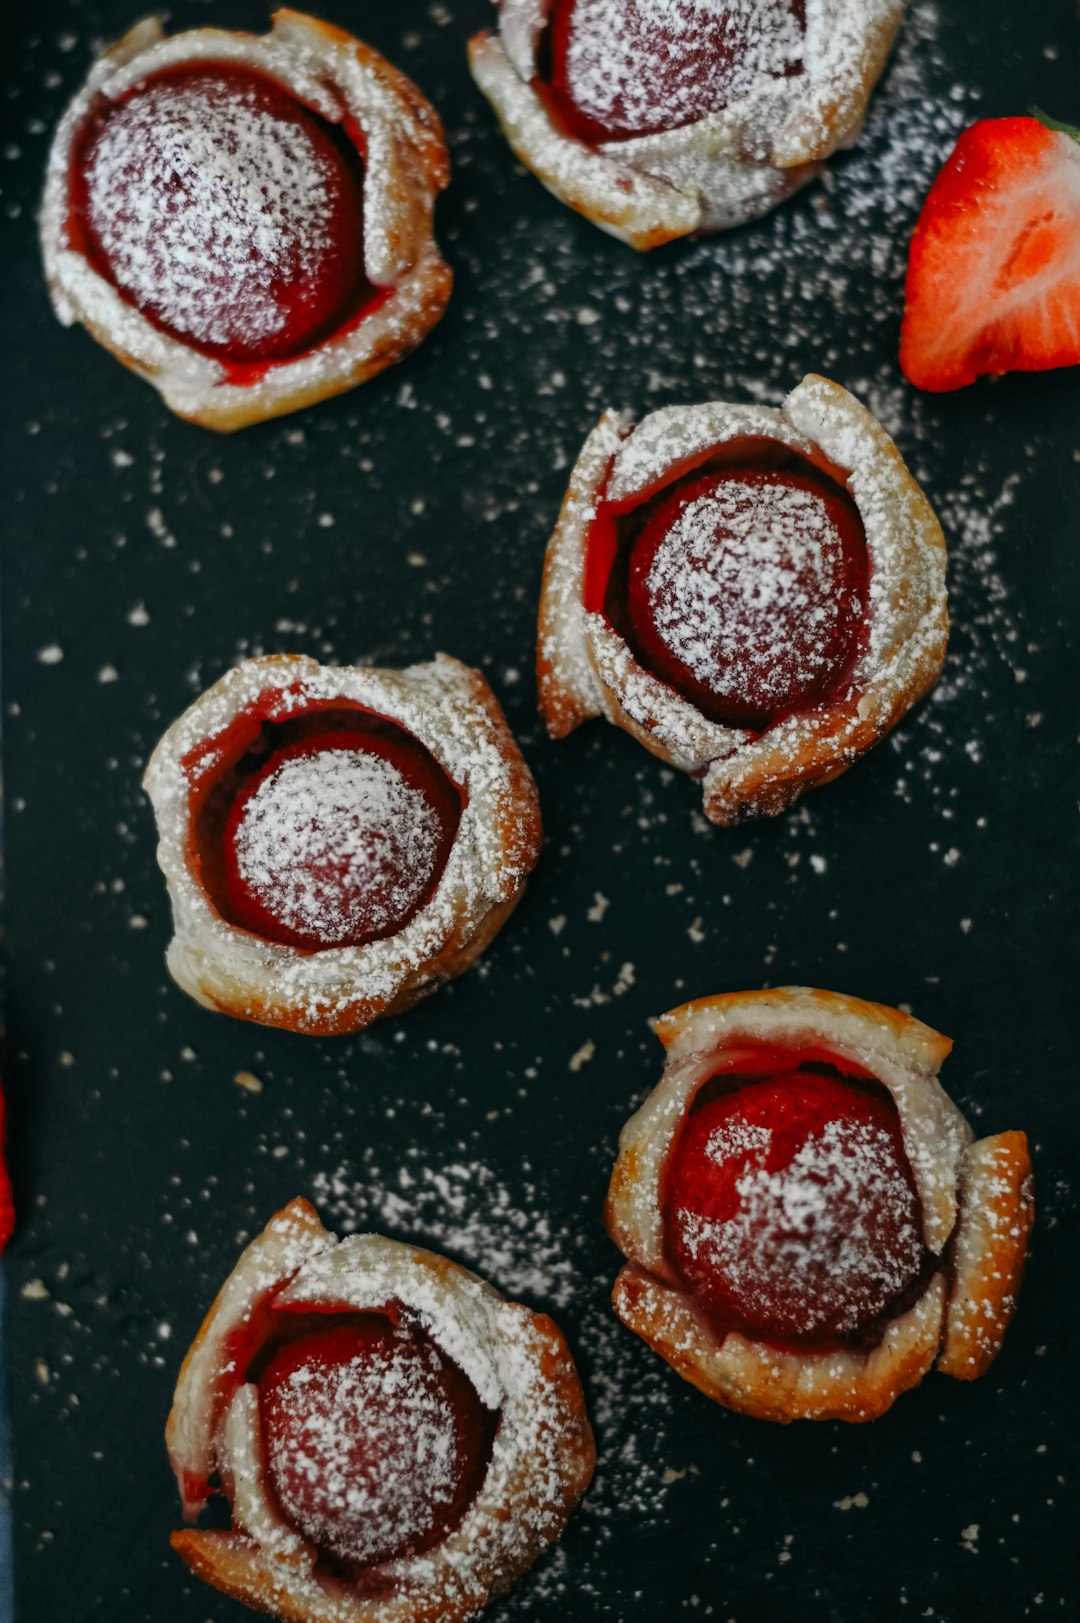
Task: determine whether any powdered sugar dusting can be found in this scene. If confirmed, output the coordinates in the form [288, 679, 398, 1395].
[642, 477, 857, 707]
[83, 72, 343, 353]
[673, 1114, 923, 1336]
[232, 748, 442, 946]
[558, 0, 804, 138]
[313, 1159, 581, 1312]
[262, 1329, 461, 1567]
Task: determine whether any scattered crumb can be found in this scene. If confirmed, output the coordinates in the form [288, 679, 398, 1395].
[834, 1492, 870, 1511]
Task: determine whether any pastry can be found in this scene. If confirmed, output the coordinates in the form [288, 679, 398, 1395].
[538, 374, 948, 824]
[143, 653, 542, 1035]
[469, 0, 903, 247]
[606, 986, 1033, 1422]
[168, 1198, 595, 1621]
[40, 10, 452, 431]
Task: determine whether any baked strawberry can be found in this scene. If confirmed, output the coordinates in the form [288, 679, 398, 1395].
[900, 113, 1080, 391]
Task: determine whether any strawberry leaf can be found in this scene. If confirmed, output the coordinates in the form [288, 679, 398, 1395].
[1031, 106, 1080, 144]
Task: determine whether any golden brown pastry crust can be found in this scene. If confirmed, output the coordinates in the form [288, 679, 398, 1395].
[143, 653, 542, 1036]
[938, 1131, 1034, 1380]
[612, 1265, 948, 1424]
[40, 10, 452, 431]
[469, 0, 903, 247]
[605, 987, 1032, 1422]
[537, 376, 949, 825]
[168, 1199, 595, 1623]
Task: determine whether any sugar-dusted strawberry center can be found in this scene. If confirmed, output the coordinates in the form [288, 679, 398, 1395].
[219, 725, 460, 952]
[184, 693, 463, 953]
[69, 63, 376, 365]
[539, 0, 806, 145]
[258, 1318, 498, 1570]
[619, 465, 867, 729]
[664, 1070, 926, 1343]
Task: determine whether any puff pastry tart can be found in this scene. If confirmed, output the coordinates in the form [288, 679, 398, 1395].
[606, 987, 1033, 1423]
[538, 374, 948, 824]
[143, 653, 542, 1035]
[167, 1199, 595, 1622]
[40, 10, 452, 431]
[469, 0, 903, 247]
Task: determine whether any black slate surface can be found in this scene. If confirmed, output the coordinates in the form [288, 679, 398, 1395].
[3, 2, 1079, 1620]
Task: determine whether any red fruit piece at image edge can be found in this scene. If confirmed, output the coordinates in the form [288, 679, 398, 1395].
[624, 467, 867, 730]
[664, 1070, 926, 1343]
[543, 0, 805, 144]
[258, 1319, 496, 1569]
[900, 114, 1080, 391]
[0, 1083, 12, 1253]
[70, 64, 374, 365]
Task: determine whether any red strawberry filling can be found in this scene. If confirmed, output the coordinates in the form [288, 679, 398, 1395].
[257, 1316, 498, 1571]
[538, 0, 806, 145]
[186, 697, 463, 953]
[664, 1068, 928, 1345]
[69, 63, 380, 369]
[587, 448, 868, 731]
[0, 1082, 13, 1254]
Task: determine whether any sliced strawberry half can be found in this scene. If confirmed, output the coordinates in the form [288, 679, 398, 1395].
[900, 114, 1080, 391]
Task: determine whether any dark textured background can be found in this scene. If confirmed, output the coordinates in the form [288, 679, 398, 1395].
[3, 2, 1079, 1619]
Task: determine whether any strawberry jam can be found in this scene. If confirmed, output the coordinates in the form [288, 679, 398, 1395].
[69, 64, 376, 365]
[589, 447, 868, 731]
[539, 0, 806, 145]
[187, 699, 462, 953]
[258, 1316, 498, 1570]
[664, 1069, 926, 1344]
